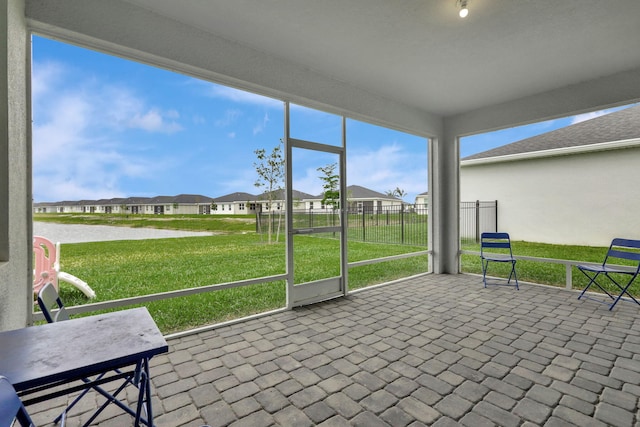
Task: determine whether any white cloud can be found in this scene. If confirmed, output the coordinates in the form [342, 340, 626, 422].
[253, 112, 270, 135]
[347, 143, 427, 202]
[570, 110, 610, 125]
[291, 167, 324, 196]
[569, 105, 639, 125]
[94, 86, 183, 133]
[165, 109, 180, 119]
[31, 60, 178, 201]
[215, 109, 242, 127]
[215, 170, 259, 196]
[129, 109, 183, 133]
[31, 61, 64, 101]
[206, 84, 282, 108]
[287, 143, 427, 202]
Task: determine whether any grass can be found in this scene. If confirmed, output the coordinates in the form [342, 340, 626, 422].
[53, 231, 426, 334]
[40, 212, 636, 333]
[34, 213, 256, 233]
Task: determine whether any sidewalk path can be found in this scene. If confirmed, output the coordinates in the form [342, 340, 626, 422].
[33, 222, 214, 244]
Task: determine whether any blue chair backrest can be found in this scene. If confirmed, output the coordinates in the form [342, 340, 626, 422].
[604, 238, 640, 271]
[0, 376, 35, 426]
[481, 232, 512, 251]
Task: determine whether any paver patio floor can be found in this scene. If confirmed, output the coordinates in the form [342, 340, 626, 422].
[29, 274, 640, 426]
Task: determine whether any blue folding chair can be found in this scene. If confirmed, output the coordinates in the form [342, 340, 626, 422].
[577, 238, 640, 310]
[480, 232, 519, 290]
[0, 375, 37, 427]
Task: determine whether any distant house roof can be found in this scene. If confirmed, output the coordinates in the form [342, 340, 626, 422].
[33, 185, 401, 206]
[124, 197, 152, 204]
[172, 194, 214, 204]
[344, 185, 398, 200]
[215, 192, 257, 203]
[147, 195, 175, 204]
[260, 189, 316, 201]
[462, 103, 640, 161]
[33, 194, 213, 206]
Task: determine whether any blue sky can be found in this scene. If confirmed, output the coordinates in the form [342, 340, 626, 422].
[32, 35, 626, 204]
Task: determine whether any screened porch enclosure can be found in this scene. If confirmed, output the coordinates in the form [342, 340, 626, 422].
[3, 0, 640, 331]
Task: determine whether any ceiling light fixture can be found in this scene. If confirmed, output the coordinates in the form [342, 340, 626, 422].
[457, 0, 469, 18]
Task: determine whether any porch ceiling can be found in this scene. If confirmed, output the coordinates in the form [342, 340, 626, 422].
[116, 0, 640, 117]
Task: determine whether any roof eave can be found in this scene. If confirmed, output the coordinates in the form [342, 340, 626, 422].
[461, 137, 640, 167]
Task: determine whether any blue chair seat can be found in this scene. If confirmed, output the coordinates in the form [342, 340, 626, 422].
[577, 238, 640, 310]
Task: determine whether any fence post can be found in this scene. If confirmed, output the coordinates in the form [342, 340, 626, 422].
[401, 204, 405, 244]
[495, 200, 498, 232]
[475, 200, 480, 243]
[362, 209, 366, 242]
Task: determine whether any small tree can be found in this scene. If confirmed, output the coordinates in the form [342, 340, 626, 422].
[254, 141, 285, 243]
[317, 163, 340, 226]
[386, 187, 407, 201]
[387, 186, 408, 212]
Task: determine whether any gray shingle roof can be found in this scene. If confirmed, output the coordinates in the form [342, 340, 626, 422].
[343, 185, 398, 200]
[124, 197, 152, 204]
[214, 192, 257, 202]
[259, 189, 317, 200]
[462, 104, 640, 161]
[173, 194, 214, 204]
[148, 195, 175, 204]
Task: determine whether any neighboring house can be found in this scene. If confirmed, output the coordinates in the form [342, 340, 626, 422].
[123, 197, 153, 215]
[259, 189, 314, 212]
[342, 185, 402, 213]
[460, 104, 640, 246]
[297, 185, 402, 213]
[33, 194, 214, 216]
[414, 192, 428, 213]
[34, 186, 403, 216]
[165, 194, 215, 215]
[212, 192, 258, 215]
[211, 190, 314, 215]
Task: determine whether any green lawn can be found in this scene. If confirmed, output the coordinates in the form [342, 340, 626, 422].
[34, 213, 256, 233]
[38, 213, 634, 334]
[54, 233, 426, 334]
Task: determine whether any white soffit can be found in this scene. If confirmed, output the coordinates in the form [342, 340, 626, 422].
[119, 0, 640, 117]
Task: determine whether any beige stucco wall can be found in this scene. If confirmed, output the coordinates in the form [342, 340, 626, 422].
[460, 146, 640, 247]
[0, 0, 31, 331]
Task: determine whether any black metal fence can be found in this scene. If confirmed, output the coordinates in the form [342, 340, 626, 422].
[460, 200, 498, 243]
[257, 205, 429, 246]
[347, 205, 428, 246]
[256, 201, 497, 246]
